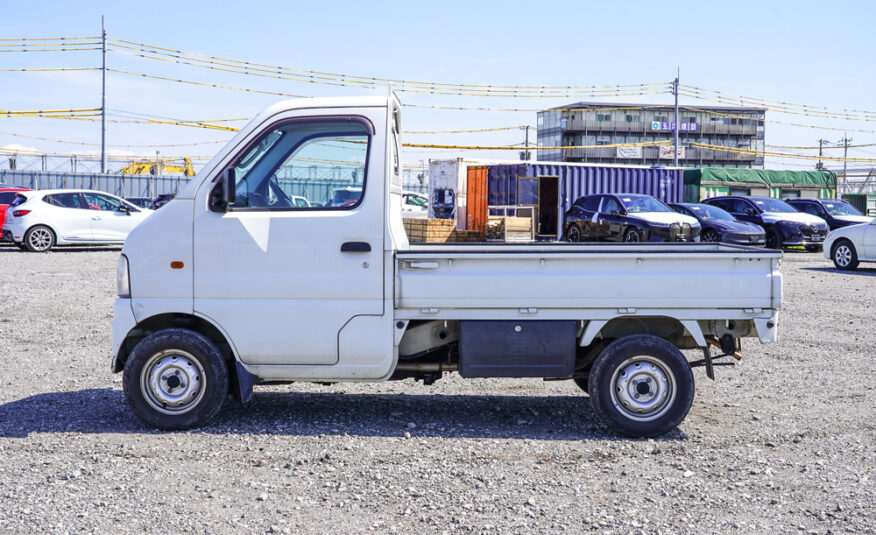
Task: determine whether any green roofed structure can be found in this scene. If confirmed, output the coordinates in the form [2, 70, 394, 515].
[683, 168, 836, 202]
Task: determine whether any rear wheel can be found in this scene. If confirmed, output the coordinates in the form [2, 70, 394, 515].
[831, 240, 859, 270]
[624, 228, 642, 242]
[588, 335, 694, 438]
[24, 225, 55, 252]
[765, 228, 782, 250]
[566, 224, 582, 242]
[123, 328, 229, 430]
[701, 228, 720, 242]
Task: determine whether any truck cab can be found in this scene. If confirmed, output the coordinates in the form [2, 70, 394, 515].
[113, 96, 782, 437]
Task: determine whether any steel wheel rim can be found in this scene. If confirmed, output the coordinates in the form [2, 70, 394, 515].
[29, 228, 52, 250]
[140, 349, 206, 415]
[609, 355, 676, 422]
[835, 245, 852, 267]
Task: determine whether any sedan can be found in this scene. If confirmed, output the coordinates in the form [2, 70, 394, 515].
[670, 203, 765, 246]
[564, 193, 700, 242]
[786, 198, 872, 230]
[2, 189, 152, 252]
[823, 219, 876, 270]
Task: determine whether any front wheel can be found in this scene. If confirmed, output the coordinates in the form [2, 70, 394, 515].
[24, 225, 55, 252]
[831, 240, 859, 270]
[588, 335, 694, 437]
[123, 328, 229, 430]
[765, 228, 782, 250]
[623, 228, 642, 242]
[566, 224, 582, 242]
[701, 228, 720, 242]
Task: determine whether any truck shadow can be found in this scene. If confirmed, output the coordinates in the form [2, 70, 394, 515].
[0, 388, 685, 441]
[801, 266, 876, 276]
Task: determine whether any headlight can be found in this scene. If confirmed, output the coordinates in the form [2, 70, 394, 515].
[117, 254, 131, 297]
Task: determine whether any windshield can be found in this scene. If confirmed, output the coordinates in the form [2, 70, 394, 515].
[619, 196, 672, 213]
[752, 198, 797, 213]
[687, 204, 735, 222]
[822, 201, 862, 217]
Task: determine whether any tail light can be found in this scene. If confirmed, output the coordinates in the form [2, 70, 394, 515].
[12, 210, 31, 217]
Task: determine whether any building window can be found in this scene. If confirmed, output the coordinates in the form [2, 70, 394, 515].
[597, 114, 612, 122]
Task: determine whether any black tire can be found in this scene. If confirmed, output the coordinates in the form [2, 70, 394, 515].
[831, 239, 859, 270]
[123, 328, 229, 430]
[588, 335, 694, 438]
[15, 242, 27, 251]
[24, 225, 55, 252]
[573, 377, 589, 394]
[764, 228, 782, 250]
[623, 228, 642, 242]
[701, 228, 720, 242]
[566, 224, 582, 242]
[805, 245, 822, 253]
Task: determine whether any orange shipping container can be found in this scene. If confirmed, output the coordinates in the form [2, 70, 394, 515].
[466, 167, 488, 233]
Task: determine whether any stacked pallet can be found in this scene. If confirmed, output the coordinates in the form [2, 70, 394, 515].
[403, 218, 485, 243]
[486, 215, 534, 242]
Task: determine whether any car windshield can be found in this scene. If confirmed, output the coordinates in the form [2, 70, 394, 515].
[752, 198, 797, 213]
[619, 196, 672, 213]
[822, 202, 862, 216]
[687, 204, 735, 222]
[406, 195, 427, 207]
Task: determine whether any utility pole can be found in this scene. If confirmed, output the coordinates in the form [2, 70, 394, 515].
[673, 68, 679, 167]
[838, 133, 852, 193]
[100, 16, 107, 174]
[816, 138, 828, 171]
[520, 125, 531, 161]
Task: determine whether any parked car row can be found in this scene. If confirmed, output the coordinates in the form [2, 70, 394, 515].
[562, 193, 874, 264]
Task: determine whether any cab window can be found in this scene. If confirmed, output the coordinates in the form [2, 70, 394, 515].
[227, 118, 371, 210]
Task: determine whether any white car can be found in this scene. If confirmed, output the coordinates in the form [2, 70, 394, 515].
[824, 218, 876, 270]
[2, 189, 152, 252]
[401, 191, 428, 218]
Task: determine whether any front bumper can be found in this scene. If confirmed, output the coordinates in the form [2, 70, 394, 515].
[723, 234, 766, 246]
[646, 225, 701, 242]
[111, 298, 137, 373]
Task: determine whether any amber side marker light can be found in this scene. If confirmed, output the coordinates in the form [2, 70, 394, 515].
[170, 261, 184, 269]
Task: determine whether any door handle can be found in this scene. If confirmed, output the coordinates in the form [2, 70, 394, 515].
[341, 241, 371, 253]
[91, 216, 102, 221]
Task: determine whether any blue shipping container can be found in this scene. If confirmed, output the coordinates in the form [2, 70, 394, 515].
[487, 163, 683, 213]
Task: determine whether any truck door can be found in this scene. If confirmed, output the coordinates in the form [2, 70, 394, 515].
[192, 114, 384, 366]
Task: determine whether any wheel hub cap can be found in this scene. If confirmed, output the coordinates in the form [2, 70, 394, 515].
[836, 246, 851, 266]
[610, 356, 677, 422]
[141, 350, 206, 415]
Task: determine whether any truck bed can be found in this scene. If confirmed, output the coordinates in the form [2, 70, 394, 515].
[395, 243, 782, 319]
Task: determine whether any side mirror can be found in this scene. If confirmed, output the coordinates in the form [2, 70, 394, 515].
[211, 168, 236, 212]
[117, 204, 131, 214]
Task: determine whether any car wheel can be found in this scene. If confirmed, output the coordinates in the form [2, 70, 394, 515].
[566, 225, 582, 242]
[24, 225, 55, 252]
[764, 228, 781, 249]
[123, 328, 229, 430]
[831, 240, 859, 270]
[701, 229, 720, 242]
[624, 228, 642, 242]
[805, 245, 822, 253]
[588, 335, 694, 438]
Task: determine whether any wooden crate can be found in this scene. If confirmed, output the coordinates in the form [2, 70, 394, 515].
[403, 218, 457, 243]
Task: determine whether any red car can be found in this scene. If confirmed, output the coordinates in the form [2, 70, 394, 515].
[0, 186, 32, 241]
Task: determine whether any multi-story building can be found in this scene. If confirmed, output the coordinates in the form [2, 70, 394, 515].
[537, 102, 765, 168]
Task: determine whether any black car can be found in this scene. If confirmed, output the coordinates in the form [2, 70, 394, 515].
[702, 196, 829, 251]
[670, 203, 766, 246]
[785, 198, 872, 230]
[564, 193, 701, 243]
[150, 193, 175, 209]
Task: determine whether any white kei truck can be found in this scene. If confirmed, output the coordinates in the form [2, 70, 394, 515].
[112, 96, 782, 437]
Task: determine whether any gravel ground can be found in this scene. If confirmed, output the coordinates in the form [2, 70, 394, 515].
[0, 243, 873, 535]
